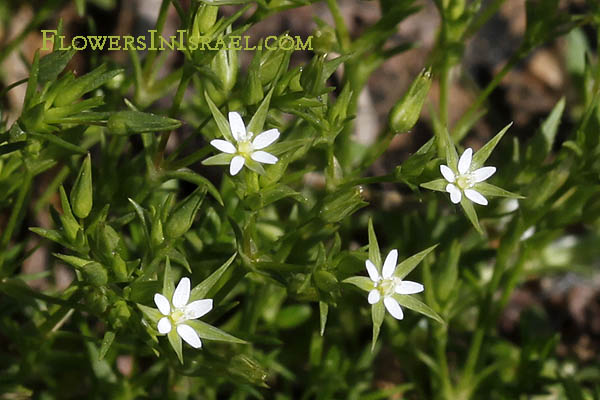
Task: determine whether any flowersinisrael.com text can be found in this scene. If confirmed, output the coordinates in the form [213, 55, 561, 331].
[41, 30, 313, 52]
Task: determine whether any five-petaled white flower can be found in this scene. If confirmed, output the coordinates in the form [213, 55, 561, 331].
[366, 249, 424, 320]
[210, 111, 280, 176]
[440, 148, 496, 206]
[153, 277, 213, 349]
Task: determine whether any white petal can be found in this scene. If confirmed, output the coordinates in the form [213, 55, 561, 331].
[228, 112, 246, 142]
[251, 151, 278, 164]
[446, 183, 462, 204]
[383, 297, 404, 320]
[177, 324, 202, 349]
[458, 148, 473, 175]
[395, 280, 424, 294]
[229, 155, 245, 175]
[154, 293, 171, 315]
[368, 289, 381, 304]
[382, 249, 398, 279]
[365, 260, 380, 282]
[464, 189, 488, 205]
[210, 139, 236, 154]
[185, 299, 213, 320]
[252, 129, 280, 150]
[471, 166, 496, 182]
[172, 277, 191, 308]
[440, 165, 455, 183]
[157, 317, 172, 334]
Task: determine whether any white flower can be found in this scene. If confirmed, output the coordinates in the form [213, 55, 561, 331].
[365, 249, 424, 320]
[210, 111, 280, 176]
[440, 148, 496, 206]
[153, 277, 213, 349]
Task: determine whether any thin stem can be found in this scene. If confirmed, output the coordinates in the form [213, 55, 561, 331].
[326, 0, 351, 52]
[452, 51, 522, 141]
[0, 171, 33, 274]
[142, 0, 171, 81]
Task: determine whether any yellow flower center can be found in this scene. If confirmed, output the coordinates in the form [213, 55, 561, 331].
[237, 140, 253, 158]
[456, 175, 472, 190]
[170, 309, 186, 325]
[375, 278, 396, 297]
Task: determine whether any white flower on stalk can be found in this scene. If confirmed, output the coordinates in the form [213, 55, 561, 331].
[440, 148, 496, 206]
[153, 277, 213, 349]
[365, 249, 424, 320]
[210, 111, 280, 176]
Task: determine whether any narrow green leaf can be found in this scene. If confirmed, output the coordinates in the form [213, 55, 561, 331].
[186, 320, 247, 344]
[99, 331, 116, 360]
[394, 244, 438, 280]
[53, 253, 90, 269]
[190, 253, 237, 301]
[460, 197, 483, 234]
[342, 276, 374, 292]
[371, 301, 385, 351]
[204, 91, 234, 142]
[29, 227, 64, 245]
[23, 51, 40, 111]
[163, 168, 223, 206]
[107, 111, 181, 135]
[367, 218, 381, 268]
[127, 198, 150, 243]
[471, 122, 513, 170]
[38, 49, 76, 84]
[394, 294, 444, 324]
[319, 301, 328, 336]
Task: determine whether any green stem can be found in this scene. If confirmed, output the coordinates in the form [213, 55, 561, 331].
[452, 51, 522, 141]
[0, 172, 33, 274]
[326, 0, 351, 52]
[434, 325, 453, 399]
[142, 0, 171, 81]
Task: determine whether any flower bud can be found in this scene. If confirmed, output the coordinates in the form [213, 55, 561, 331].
[314, 270, 338, 293]
[82, 261, 108, 287]
[165, 187, 206, 239]
[70, 153, 93, 219]
[151, 217, 164, 247]
[84, 287, 109, 314]
[193, 4, 218, 36]
[389, 68, 432, 133]
[300, 54, 325, 96]
[108, 300, 131, 330]
[112, 254, 128, 281]
[243, 68, 264, 106]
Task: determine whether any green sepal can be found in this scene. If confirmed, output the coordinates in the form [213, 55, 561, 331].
[167, 327, 184, 364]
[204, 91, 234, 142]
[475, 182, 524, 199]
[163, 257, 175, 301]
[420, 179, 448, 192]
[342, 276, 374, 292]
[394, 244, 438, 280]
[190, 253, 237, 301]
[471, 122, 513, 170]
[394, 294, 444, 324]
[138, 304, 163, 325]
[186, 320, 247, 344]
[460, 196, 483, 234]
[371, 301, 385, 351]
[367, 217, 381, 269]
[202, 152, 234, 166]
[247, 87, 274, 135]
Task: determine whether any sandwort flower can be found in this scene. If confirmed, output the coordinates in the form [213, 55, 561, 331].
[440, 148, 496, 206]
[154, 277, 212, 349]
[210, 111, 280, 176]
[365, 249, 424, 320]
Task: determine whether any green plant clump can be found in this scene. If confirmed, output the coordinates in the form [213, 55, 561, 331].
[1, 0, 600, 398]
